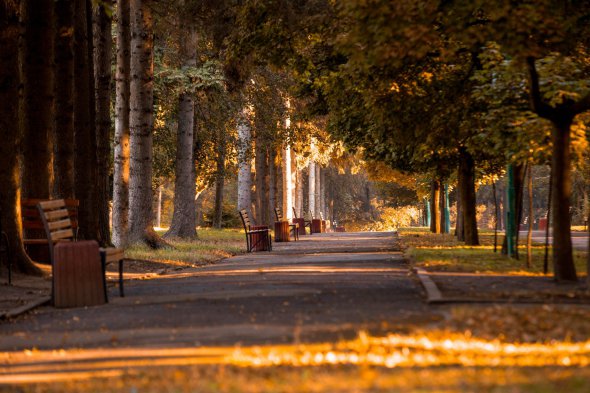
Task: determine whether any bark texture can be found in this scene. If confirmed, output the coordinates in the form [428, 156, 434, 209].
[53, 0, 75, 199]
[295, 166, 303, 218]
[74, 0, 99, 240]
[315, 164, 321, 217]
[429, 180, 441, 234]
[0, 1, 42, 275]
[458, 148, 479, 245]
[282, 144, 293, 220]
[308, 162, 316, 216]
[93, 3, 112, 245]
[166, 26, 198, 239]
[237, 107, 252, 212]
[212, 130, 226, 228]
[254, 133, 269, 225]
[21, 0, 54, 199]
[112, 0, 131, 247]
[128, 0, 161, 247]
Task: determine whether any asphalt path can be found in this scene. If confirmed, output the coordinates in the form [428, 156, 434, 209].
[0, 232, 437, 352]
[520, 230, 589, 250]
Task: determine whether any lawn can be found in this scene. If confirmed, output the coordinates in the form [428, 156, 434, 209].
[399, 227, 588, 275]
[123, 228, 246, 270]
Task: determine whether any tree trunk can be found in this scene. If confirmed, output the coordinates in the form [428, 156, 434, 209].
[430, 180, 441, 233]
[295, 166, 303, 218]
[237, 107, 252, 212]
[254, 132, 268, 225]
[544, 165, 552, 274]
[308, 162, 316, 216]
[456, 176, 464, 240]
[320, 167, 326, 219]
[53, 0, 75, 199]
[315, 164, 321, 217]
[459, 148, 479, 245]
[112, 0, 131, 247]
[268, 147, 278, 226]
[502, 164, 525, 257]
[128, 0, 162, 247]
[212, 130, 226, 229]
[0, 1, 42, 275]
[439, 185, 447, 234]
[282, 144, 293, 220]
[73, 0, 99, 241]
[93, 3, 112, 245]
[493, 181, 498, 252]
[166, 27, 198, 239]
[527, 165, 533, 268]
[551, 123, 577, 281]
[21, 0, 54, 199]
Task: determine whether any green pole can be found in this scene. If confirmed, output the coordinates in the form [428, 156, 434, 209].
[444, 184, 451, 234]
[506, 164, 516, 257]
[425, 199, 431, 227]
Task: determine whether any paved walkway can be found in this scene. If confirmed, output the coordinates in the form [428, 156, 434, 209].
[0, 232, 437, 352]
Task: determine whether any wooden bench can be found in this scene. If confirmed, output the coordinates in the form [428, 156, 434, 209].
[239, 209, 272, 252]
[37, 200, 126, 302]
[274, 208, 299, 241]
[292, 207, 311, 235]
[22, 198, 79, 264]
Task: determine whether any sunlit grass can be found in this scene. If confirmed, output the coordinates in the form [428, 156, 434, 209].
[124, 228, 245, 268]
[399, 227, 588, 275]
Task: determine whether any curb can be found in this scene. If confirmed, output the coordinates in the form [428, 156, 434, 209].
[414, 267, 443, 303]
[0, 296, 51, 320]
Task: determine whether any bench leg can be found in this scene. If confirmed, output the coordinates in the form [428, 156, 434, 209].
[100, 252, 109, 303]
[119, 259, 125, 297]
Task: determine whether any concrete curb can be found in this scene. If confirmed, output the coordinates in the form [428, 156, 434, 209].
[0, 296, 51, 320]
[414, 268, 443, 303]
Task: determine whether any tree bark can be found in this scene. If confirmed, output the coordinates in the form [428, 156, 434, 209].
[0, 1, 42, 275]
[526, 164, 535, 269]
[74, 0, 99, 241]
[430, 180, 441, 234]
[237, 107, 252, 213]
[93, 3, 112, 245]
[128, 0, 162, 247]
[282, 144, 293, 220]
[295, 166, 303, 219]
[53, 0, 75, 199]
[112, 0, 131, 247]
[254, 132, 268, 225]
[320, 166, 326, 219]
[551, 122, 577, 281]
[439, 185, 447, 234]
[166, 26, 198, 239]
[308, 162, 316, 216]
[21, 0, 54, 199]
[212, 130, 226, 228]
[502, 164, 525, 258]
[315, 164, 321, 217]
[459, 148, 479, 245]
[268, 147, 278, 225]
[456, 177, 464, 240]
[492, 181, 498, 252]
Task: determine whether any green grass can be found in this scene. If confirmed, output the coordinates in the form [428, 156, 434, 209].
[399, 227, 588, 275]
[124, 228, 246, 268]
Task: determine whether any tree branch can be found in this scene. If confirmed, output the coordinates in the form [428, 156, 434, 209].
[526, 56, 554, 120]
[572, 91, 590, 115]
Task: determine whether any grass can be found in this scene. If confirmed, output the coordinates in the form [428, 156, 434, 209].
[124, 228, 245, 269]
[399, 227, 588, 275]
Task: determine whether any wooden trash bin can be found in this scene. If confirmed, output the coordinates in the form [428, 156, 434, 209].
[293, 218, 306, 235]
[274, 221, 291, 242]
[53, 240, 106, 308]
[312, 219, 323, 234]
[250, 225, 270, 251]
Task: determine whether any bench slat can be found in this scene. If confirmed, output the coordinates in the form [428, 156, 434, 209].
[47, 219, 71, 231]
[45, 209, 70, 221]
[51, 229, 74, 241]
[38, 200, 67, 210]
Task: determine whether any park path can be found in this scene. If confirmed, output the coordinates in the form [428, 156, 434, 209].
[0, 231, 438, 353]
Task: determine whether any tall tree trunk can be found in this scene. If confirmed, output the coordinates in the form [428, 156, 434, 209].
[53, 0, 75, 199]
[526, 165, 533, 268]
[551, 123, 577, 281]
[459, 148, 479, 245]
[21, 0, 54, 199]
[295, 166, 303, 218]
[112, 0, 131, 247]
[254, 133, 268, 225]
[212, 130, 226, 229]
[430, 180, 440, 234]
[93, 3, 112, 245]
[0, 1, 42, 275]
[268, 147, 277, 225]
[544, 165, 552, 274]
[502, 164, 526, 258]
[128, 0, 162, 247]
[282, 144, 293, 220]
[308, 162, 316, 216]
[237, 107, 252, 213]
[456, 176, 464, 240]
[73, 0, 99, 240]
[315, 164, 321, 217]
[166, 26, 198, 239]
[320, 167, 326, 219]
[493, 180, 498, 252]
[439, 185, 446, 234]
